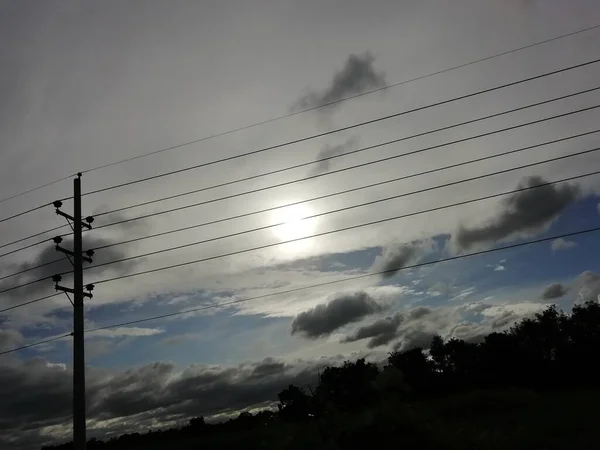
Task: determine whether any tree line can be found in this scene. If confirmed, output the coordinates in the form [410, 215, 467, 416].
[42, 300, 600, 449]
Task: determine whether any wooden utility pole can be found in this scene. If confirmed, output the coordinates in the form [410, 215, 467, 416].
[52, 173, 95, 450]
[72, 174, 86, 450]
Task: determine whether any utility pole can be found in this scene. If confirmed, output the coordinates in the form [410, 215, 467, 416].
[52, 173, 95, 450]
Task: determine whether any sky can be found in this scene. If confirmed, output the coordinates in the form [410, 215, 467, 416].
[2, 0, 600, 448]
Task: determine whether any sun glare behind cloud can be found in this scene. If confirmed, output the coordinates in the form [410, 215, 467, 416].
[271, 203, 318, 253]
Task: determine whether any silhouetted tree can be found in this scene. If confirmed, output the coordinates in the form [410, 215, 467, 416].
[278, 384, 312, 421]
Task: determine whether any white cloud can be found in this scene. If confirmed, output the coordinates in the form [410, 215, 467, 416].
[87, 327, 164, 339]
[551, 238, 577, 251]
[450, 287, 476, 302]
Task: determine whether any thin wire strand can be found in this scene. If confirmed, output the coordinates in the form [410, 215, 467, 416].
[0, 293, 62, 314]
[0, 174, 73, 206]
[7, 167, 599, 304]
[9, 85, 596, 254]
[89, 170, 600, 286]
[0, 257, 64, 282]
[91, 129, 600, 252]
[89, 146, 600, 264]
[93, 86, 600, 218]
[0, 332, 71, 356]
[64, 292, 74, 307]
[0, 204, 50, 224]
[86, 226, 600, 333]
[3, 24, 598, 209]
[74, 58, 600, 199]
[0, 275, 52, 296]
[3, 140, 598, 294]
[75, 23, 600, 172]
[91, 103, 600, 232]
[0, 224, 68, 253]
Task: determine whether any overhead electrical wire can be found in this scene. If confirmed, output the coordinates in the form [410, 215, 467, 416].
[72, 57, 600, 199]
[0, 204, 50, 225]
[2, 25, 600, 358]
[3, 166, 598, 308]
[0, 256, 70, 284]
[0, 224, 68, 253]
[3, 98, 596, 265]
[0, 221, 600, 348]
[3, 57, 599, 229]
[87, 169, 600, 287]
[0, 293, 62, 314]
[85, 225, 600, 332]
[3, 127, 597, 285]
[3, 22, 597, 208]
[2, 99, 599, 274]
[4, 223, 600, 358]
[90, 129, 600, 251]
[0, 332, 72, 357]
[4, 224, 600, 352]
[5, 79, 599, 256]
[6, 84, 594, 261]
[84, 167, 600, 279]
[79, 24, 600, 173]
[89, 103, 600, 232]
[93, 85, 600, 219]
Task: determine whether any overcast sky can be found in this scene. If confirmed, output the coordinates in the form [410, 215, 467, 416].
[2, 0, 600, 448]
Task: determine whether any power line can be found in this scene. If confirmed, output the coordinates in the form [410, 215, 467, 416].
[85, 225, 600, 333]
[4, 158, 598, 306]
[79, 24, 599, 173]
[0, 204, 50, 225]
[93, 86, 600, 219]
[0, 274, 52, 296]
[4, 61, 600, 228]
[2, 24, 597, 212]
[0, 332, 71, 357]
[85, 146, 600, 269]
[89, 131, 600, 252]
[3, 129, 595, 287]
[0, 224, 67, 253]
[2, 94, 598, 270]
[89, 169, 599, 287]
[5, 95, 591, 260]
[3, 224, 600, 352]
[0, 258, 63, 283]
[0, 293, 62, 314]
[0, 174, 73, 207]
[72, 58, 600, 199]
[7, 80, 596, 249]
[90, 103, 600, 232]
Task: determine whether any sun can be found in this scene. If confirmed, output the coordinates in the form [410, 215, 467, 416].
[271, 203, 317, 243]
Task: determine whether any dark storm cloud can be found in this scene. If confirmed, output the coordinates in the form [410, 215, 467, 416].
[373, 239, 435, 279]
[311, 136, 358, 175]
[456, 176, 580, 251]
[291, 291, 383, 338]
[0, 358, 73, 434]
[0, 235, 140, 302]
[342, 306, 446, 350]
[292, 52, 386, 111]
[342, 313, 402, 348]
[0, 355, 334, 448]
[542, 283, 568, 300]
[393, 329, 437, 352]
[0, 329, 22, 352]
